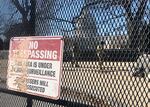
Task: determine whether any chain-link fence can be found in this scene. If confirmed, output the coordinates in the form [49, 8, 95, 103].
[0, 0, 150, 107]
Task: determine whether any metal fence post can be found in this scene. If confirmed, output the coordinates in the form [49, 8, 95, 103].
[27, 97, 33, 107]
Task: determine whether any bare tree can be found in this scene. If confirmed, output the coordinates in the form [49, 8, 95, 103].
[121, 0, 149, 51]
[3, 0, 36, 49]
[11, 0, 36, 35]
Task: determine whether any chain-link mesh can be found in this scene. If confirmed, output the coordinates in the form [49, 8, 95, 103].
[0, 0, 150, 107]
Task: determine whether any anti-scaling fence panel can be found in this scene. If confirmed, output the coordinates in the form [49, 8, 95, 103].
[0, 93, 27, 107]
[0, 0, 149, 107]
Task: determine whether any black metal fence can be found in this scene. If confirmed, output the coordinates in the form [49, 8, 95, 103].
[0, 0, 149, 107]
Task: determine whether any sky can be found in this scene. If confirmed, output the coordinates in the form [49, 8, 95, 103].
[0, 0, 150, 39]
[36, 0, 149, 37]
[0, 0, 22, 40]
[0, 0, 8, 40]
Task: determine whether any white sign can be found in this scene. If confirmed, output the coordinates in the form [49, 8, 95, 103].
[7, 36, 63, 100]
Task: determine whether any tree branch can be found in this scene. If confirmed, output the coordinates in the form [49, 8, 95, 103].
[24, 0, 30, 14]
[25, 0, 29, 9]
[43, 16, 73, 24]
[122, 0, 133, 20]
[12, 0, 26, 15]
[135, 0, 148, 20]
[8, 10, 19, 21]
[54, 0, 74, 15]
[72, 0, 128, 23]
